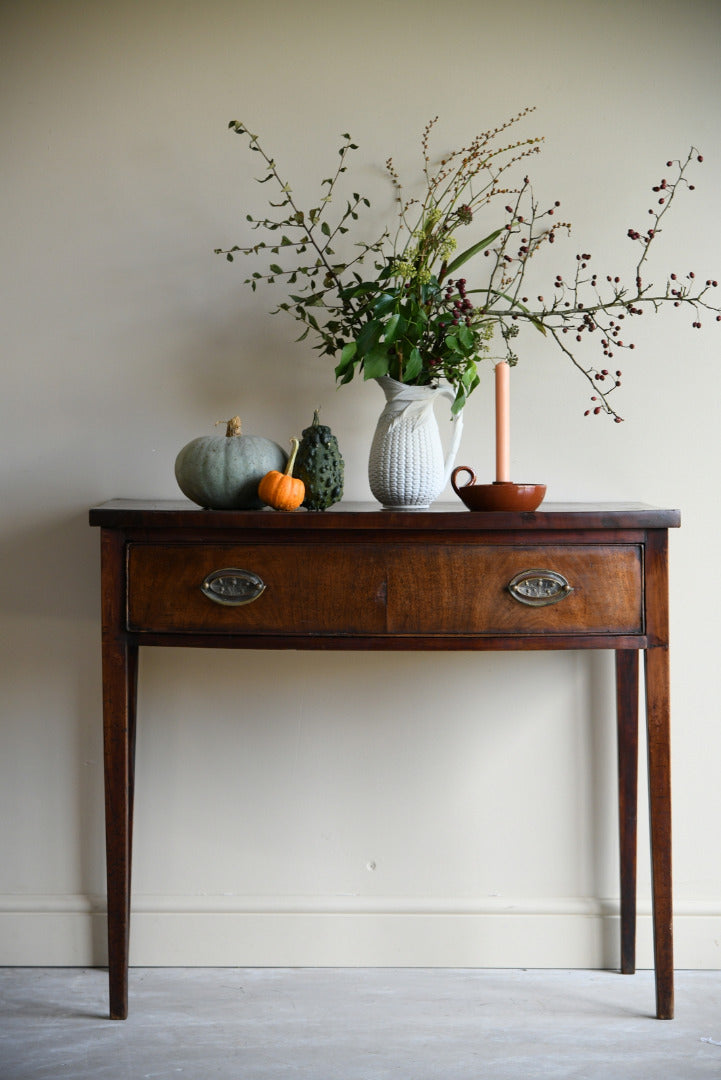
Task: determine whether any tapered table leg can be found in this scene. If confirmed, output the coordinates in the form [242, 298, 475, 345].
[102, 638, 137, 1020]
[616, 649, 639, 975]
[645, 645, 674, 1020]
[100, 527, 137, 1021]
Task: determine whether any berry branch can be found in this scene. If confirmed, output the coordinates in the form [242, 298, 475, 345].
[217, 114, 721, 418]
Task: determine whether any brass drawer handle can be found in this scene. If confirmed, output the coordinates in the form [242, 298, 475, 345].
[508, 569, 573, 607]
[201, 568, 266, 606]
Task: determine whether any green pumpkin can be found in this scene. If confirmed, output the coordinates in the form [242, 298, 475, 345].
[295, 409, 344, 511]
[174, 416, 287, 509]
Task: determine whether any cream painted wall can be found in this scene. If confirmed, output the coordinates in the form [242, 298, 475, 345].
[2, 0, 720, 969]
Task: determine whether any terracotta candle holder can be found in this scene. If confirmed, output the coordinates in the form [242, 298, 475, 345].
[451, 468, 546, 512]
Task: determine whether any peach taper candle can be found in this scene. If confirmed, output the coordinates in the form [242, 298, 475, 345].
[495, 361, 511, 483]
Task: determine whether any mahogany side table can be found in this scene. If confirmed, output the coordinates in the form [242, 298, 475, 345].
[90, 500, 680, 1020]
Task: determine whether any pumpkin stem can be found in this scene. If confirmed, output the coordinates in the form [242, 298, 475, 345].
[312, 408, 321, 426]
[216, 416, 242, 437]
[285, 437, 300, 476]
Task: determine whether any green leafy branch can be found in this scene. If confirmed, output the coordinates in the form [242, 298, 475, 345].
[217, 115, 721, 419]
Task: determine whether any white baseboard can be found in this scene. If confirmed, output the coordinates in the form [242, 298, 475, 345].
[1, 895, 720, 969]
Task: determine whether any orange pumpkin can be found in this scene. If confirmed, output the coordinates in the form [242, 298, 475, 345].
[257, 437, 305, 510]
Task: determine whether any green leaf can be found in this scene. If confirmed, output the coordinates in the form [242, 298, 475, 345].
[321, 221, 331, 236]
[404, 347, 424, 381]
[373, 293, 397, 317]
[457, 325, 474, 350]
[335, 341, 357, 376]
[356, 319, 383, 356]
[461, 361, 479, 390]
[336, 363, 356, 385]
[383, 312, 402, 344]
[341, 280, 380, 300]
[490, 290, 548, 336]
[445, 228, 504, 276]
[362, 346, 390, 379]
[269, 264, 283, 274]
[450, 388, 466, 416]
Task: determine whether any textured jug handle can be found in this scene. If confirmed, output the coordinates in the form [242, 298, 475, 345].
[438, 388, 464, 489]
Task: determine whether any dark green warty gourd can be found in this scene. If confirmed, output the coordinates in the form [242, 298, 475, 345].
[295, 410, 344, 511]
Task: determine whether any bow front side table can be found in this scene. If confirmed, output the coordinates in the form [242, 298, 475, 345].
[90, 500, 679, 1020]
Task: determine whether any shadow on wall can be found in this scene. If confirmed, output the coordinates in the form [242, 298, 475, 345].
[0, 509, 99, 623]
[170, 303, 363, 458]
[0, 508, 106, 898]
[124, 646, 622, 931]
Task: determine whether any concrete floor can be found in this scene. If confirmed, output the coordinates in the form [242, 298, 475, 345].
[1, 968, 721, 1079]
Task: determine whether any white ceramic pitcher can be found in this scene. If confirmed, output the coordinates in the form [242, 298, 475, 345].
[368, 376, 464, 510]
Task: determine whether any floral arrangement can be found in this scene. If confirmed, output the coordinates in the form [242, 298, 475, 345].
[216, 109, 720, 418]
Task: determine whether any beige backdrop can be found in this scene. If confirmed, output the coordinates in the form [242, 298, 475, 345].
[2, 0, 720, 968]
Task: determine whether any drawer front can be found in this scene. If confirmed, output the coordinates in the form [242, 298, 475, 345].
[388, 544, 643, 636]
[127, 543, 388, 634]
[128, 541, 643, 638]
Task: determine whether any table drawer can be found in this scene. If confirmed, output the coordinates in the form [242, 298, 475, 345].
[388, 544, 643, 636]
[127, 543, 389, 635]
[128, 541, 643, 638]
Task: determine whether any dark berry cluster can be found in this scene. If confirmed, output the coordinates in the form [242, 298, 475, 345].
[584, 367, 624, 421]
[444, 277, 475, 327]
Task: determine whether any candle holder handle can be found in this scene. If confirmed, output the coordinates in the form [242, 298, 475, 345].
[451, 466, 476, 496]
